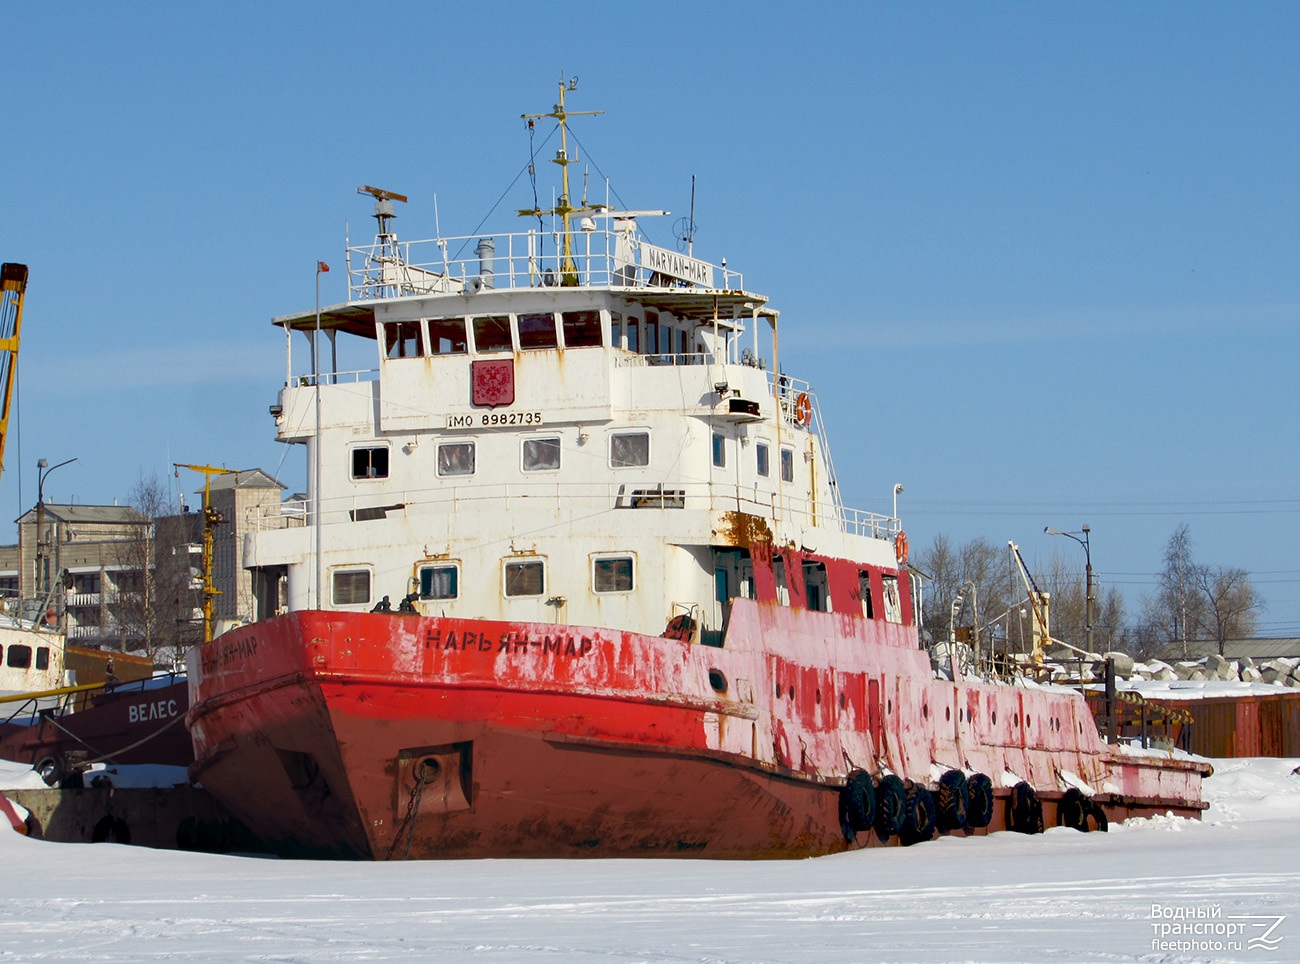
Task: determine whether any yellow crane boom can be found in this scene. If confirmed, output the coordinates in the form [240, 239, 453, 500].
[174, 463, 239, 643]
[0, 263, 29, 477]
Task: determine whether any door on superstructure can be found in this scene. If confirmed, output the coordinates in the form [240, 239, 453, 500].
[707, 548, 753, 647]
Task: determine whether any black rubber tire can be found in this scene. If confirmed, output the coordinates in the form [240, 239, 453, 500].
[1086, 799, 1109, 832]
[34, 756, 64, 788]
[900, 784, 937, 846]
[1058, 788, 1090, 832]
[839, 769, 876, 837]
[966, 773, 995, 829]
[874, 774, 907, 838]
[935, 769, 969, 832]
[91, 815, 131, 844]
[1007, 781, 1042, 835]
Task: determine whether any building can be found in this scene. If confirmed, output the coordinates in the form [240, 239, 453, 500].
[204, 469, 285, 623]
[0, 467, 287, 661]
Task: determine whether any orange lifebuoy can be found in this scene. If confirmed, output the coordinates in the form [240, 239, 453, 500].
[794, 392, 812, 427]
[894, 531, 909, 565]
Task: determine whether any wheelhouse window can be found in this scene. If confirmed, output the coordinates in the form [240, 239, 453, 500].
[592, 555, 634, 594]
[331, 569, 371, 607]
[384, 321, 422, 359]
[756, 441, 770, 477]
[437, 442, 475, 477]
[504, 559, 544, 597]
[625, 317, 640, 352]
[561, 310, 602, 348]
[35, 647, 49, 671]
[419, 564, 459, 600]
[780, 447, 794, 483]
[518, 312, 558, 349]
[472, 315, 512, 353]
[6, 644, 31, 669]
[351, 446, 390, 480]
[522, 436, 561, 472]
[645, 312, 660, 354]
[609, 431, 650, 468]
[428, 317, 468, 355]
[712, 432, 726, 468]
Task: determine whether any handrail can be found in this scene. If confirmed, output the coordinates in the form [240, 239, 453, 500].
[247, 478, 898, 541]
[347, 227, 744, 301]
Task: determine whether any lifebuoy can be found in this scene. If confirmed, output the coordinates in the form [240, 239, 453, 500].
[662, 613, 696, 641]
[894, 531, 909, 565]
[793, 392, 812, 427]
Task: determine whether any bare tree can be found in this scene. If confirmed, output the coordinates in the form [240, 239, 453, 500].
[1146, 524, 1208, 659]
[119, 472, 202, 667]
[1194, 565, 1262, 656]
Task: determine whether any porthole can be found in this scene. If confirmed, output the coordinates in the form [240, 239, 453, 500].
[887, 699, 893, 715]
[708, 669, 728, 694]
[992, 710, 998, 725]
[789, 685, 795, 700]
[776, 681, 782, 700]
[815, 689, 822, 705]
[922, 703, 929, 719]
[1014, 713, 1020, 726]
[945, 706, 951, 722]
[839, 692, 847, 710]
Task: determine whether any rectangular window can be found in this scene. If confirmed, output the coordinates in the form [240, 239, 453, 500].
[625, 317, 640, 353]
[645, 313, 660, 354]
[437, 442, 476, 477]
[780, 447, 794, 483]
[428, 318, 468, 354]
[473, 315, 513, 353]
[522, 436, 561, 472]
[561, 310, 602, 348]
[773, 555, 790, 607]
[351, 446, 390, 480]
[518, 312, 558, 349]
[756, 441, 770, 478]
[677, 328, 688, 355]
[419, 564, 459, 600]
[35, 647, 50, 671]
[882, 574, 902, 623]
[858, 571, 875, 618]
[593, 556, 634, 593]
[610, 431, 650, 468]
[712, 432, 726, 468]
[504, 560, 544, 597]
[384, 321, 422, 358]
[803, 560, 830, 613]
[6, 644, 32, 669]
[332, 569, 371, 606]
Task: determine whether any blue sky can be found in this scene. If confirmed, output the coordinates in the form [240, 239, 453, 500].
[2, 3, 1298, 634]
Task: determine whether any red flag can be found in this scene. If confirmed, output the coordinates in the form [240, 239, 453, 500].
[317, 261, 330, 273]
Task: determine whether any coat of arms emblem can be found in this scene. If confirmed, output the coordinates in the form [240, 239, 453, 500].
[472, 359, 515, 408]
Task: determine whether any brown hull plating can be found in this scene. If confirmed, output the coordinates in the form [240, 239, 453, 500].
[187, 608, 1210, 859]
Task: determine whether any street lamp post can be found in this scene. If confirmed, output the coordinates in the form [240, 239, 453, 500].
[1044, 523, 1093, 655]
[35, 456, 77, 600]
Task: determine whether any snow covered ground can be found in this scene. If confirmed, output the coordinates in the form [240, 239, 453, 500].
[1, 758, 1298, 963]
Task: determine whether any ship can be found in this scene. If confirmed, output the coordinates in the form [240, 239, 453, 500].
[186, 78, 1210, 859]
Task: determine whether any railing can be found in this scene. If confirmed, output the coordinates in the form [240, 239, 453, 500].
[248, 478, 897, 542]
[347, 227, 744, 301]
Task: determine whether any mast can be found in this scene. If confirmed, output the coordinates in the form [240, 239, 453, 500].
[175, 463, 238, 643]
[519, 75, 603, 286]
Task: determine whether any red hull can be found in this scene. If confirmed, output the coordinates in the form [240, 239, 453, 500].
[187, 607, 1209, 859]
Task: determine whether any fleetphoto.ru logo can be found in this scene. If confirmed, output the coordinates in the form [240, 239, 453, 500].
[1150, 904, 1286, 953]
